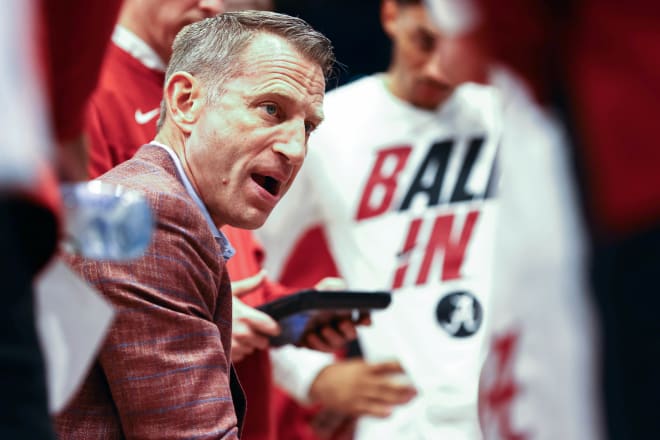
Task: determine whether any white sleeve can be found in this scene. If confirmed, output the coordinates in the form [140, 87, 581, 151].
[270, 345, 335, 405]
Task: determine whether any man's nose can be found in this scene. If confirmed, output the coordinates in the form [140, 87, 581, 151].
[198, 0, 225, 16]
[272, 122, 306, 166]
[423, 47, 449, 84]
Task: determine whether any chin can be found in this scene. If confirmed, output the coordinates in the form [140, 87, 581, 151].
[418, 95, 450, 110]
[242, 219, 266, 230]
[232, 212, 269, 230]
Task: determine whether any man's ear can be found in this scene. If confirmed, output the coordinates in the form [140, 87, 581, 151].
[163, 71, 204, 134]
[380, 0, 399, 38]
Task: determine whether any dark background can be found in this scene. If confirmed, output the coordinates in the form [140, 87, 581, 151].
[274, 0, 391, 89]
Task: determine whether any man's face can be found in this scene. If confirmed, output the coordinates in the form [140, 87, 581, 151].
[143, 0, 225, 61]
[185, 33, 326, 229]
[382, 1, 458, 109]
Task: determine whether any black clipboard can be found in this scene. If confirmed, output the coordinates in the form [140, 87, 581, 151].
[257, 289, 392, 346]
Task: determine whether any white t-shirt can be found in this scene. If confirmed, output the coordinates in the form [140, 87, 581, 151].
[478, 70, 603, 440]
[259, 74, 502, 439]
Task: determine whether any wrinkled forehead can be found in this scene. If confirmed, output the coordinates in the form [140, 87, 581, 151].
[238, 33, 326, 86]
[230, 33, 326, 113]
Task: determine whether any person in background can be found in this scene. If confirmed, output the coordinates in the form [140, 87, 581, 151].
[424, 0, 660, 439]
[55, 11, 335, 438]
[85, 0, 225, 176]
[258, 0, 501, 438]
[477, 2, 660, 438]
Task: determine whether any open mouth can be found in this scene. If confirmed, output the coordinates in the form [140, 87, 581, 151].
[252, 173, 281, 196]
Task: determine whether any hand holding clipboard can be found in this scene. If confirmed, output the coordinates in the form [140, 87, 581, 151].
[257, 289, 392, 347]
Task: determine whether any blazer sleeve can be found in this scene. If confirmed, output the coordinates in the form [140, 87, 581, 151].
[81, 191, 239, 439]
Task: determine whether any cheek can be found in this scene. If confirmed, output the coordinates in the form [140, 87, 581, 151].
[399, 40, 427, 66]
[444, 38, 489, 84]
[284, 166, 303, 193]
[187, 142, 220, 186]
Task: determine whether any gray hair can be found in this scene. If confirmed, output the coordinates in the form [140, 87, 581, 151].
[156, 10, 335, 130]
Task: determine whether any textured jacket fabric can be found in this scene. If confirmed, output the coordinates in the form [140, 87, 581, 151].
[55, 145, 245, 439]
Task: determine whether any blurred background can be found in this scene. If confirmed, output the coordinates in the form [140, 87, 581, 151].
[255, 0, 392, 88]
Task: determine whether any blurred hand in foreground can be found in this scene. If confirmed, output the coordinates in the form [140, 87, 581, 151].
[309, 359, 417, 417]
[231, 270, 280, 362]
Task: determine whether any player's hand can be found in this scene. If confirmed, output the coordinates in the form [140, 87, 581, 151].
[231, 269, 267, 297]
[313, 276, 347, 291]
[301, 277, 372, 351]
[300, 313, 370, 352]
[231, 296, 280, 362]
[309, 359, 417, 417]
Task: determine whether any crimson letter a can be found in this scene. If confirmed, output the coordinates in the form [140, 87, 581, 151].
[355, 146, 411, 221]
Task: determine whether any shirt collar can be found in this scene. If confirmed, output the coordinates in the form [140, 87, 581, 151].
[150, 141, 235, 260]
[112, 25, 167, 72]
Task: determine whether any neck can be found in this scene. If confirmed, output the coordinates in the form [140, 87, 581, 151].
[382, 70, 408, 103]
[118, 11, 166, 62]
[155, 125, 184, 161]
[155, 126, 203, 200]
[383, 69, 451, 111]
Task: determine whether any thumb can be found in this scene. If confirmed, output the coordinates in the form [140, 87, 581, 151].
[314, 277, 347, 291]
[231, 269, 267, 297]
[236, 301, 281, 336]
[369, 360, 405, 375]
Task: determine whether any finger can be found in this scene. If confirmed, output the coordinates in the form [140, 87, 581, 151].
[367, 360, 406, 375]
[239, 306, 280, 336]
[355, 378, 417, 407]
[307, 319, 355, 349]
[235, 333, 271, 351]
[231, 269, 267, 297]
[233, 317, 271, 348]
[233, 322, 272, 349]
[336, 319, 357, 341]
[231, 320, 256, 347]
[231, 344, 250, 363]
[314, 277, 347, 291]
[356, 311, 372, 326]
[354, 400, 394, 418]
[233, 297, 280, 335]
[369, 381, 417, 404]
[319, 325, 349, 349]
[302, 332, 334, 352]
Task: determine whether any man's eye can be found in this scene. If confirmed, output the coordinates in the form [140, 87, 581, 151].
[263, 103, 279, 117]
[304, 121, 316, 134]
[413, 31, 435, 53]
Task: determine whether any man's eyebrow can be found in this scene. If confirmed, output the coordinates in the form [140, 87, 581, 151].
[263, 90, 324, 124]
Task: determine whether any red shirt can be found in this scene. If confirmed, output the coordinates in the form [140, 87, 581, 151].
[86, 40, 165, 178]
[269, 226, 343, 440]
[41, 0, 123, 143]
[20, 0, 122, 271]
[224, 226, 294, 440]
